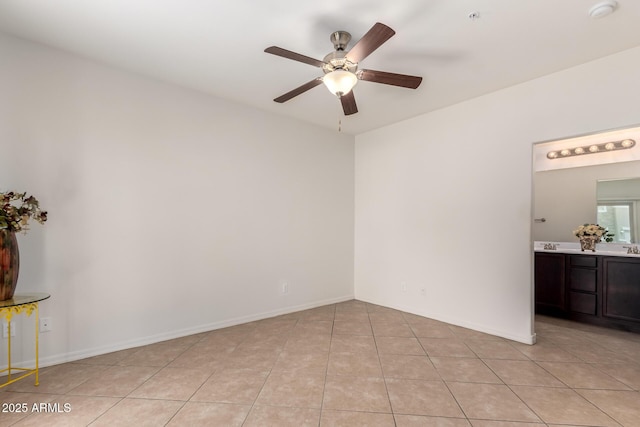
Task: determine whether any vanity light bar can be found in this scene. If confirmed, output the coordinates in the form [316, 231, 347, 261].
[547, 139, 636, 159]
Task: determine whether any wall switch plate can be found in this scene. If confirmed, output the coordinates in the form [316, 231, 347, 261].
[281, 282, 289, 294]
[401, 282, 407, 292]
[40, 317, 52, 332]
[2, 322, 16, 338]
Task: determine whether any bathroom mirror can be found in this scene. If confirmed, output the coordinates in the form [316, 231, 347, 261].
[534, 163, 640, 243]
[533, 124, 640, 244]
[596, 177, 640, 243]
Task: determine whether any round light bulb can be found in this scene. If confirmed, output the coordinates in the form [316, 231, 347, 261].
[547, 151, 558, 159]
[561, 149, 570, 156]
[574, 147, 585, 154]
[589, 145, 599, 152]
[605, 142, 615, 150]
[621, 139, 635, 148]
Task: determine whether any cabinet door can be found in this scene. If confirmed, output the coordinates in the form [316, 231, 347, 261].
[603, 257, 640, 323]
[535, 253, 566, 314]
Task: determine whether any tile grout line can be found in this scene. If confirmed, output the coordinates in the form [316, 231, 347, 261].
[367, 309, 398, 426]
[316, 306, 336, 427]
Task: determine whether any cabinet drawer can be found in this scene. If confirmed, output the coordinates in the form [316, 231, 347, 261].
[569, 292, 597, 315]
[570, 255, 597, 268]
[569, 268, 597, 292]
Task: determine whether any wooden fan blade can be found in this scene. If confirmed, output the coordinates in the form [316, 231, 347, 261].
[264, 46, 325, 67]
[274, 78, 323, 103]
[358, 69, 422, 89]
[346, 22, 395, 63]
[340, 91, 358, 115]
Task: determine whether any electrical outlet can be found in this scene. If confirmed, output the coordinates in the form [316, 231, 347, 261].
[420, 287, 426, 296]
[40, 317, 52, 332]
[2, 322, 16, 338]
[281, 282, 289, 294]
[401, 282, 407, 292]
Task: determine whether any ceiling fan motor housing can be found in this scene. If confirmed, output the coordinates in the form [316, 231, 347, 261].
[322, 51, 357, 74]
[322, 31, 358, 75]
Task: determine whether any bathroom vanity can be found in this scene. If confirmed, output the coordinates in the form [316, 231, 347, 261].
[534, 242, 640, 333]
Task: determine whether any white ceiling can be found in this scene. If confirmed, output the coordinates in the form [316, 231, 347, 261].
[1, 0, 639, 135]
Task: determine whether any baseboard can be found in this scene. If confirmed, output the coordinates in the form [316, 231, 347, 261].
[0, 293, 355, 374]
[357, 296, 537, 345]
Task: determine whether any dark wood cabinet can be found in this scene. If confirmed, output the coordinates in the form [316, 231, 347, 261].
[534, 253, 566, 315]
[603, 257, 640, 324]
[535, 252, 640, 333]
[567, 255, 598, 316]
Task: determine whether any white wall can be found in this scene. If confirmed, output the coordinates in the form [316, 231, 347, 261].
[0, 34, 354, 367]
[3, 33, 640, 367]
[534, 160, 640, 242]
[354, 46, 640, 344]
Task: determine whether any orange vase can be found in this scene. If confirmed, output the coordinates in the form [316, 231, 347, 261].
[0, 229, 20, 301]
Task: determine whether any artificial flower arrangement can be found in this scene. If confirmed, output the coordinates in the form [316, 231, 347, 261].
[573, 223, 614, 242]
[0, 191, 48, 233]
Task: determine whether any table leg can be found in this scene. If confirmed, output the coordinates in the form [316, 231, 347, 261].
[35, 303, 39, 386]
[7, 318, 11, 382]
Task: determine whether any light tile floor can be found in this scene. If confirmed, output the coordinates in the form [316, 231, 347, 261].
[2, 300, 640, 426]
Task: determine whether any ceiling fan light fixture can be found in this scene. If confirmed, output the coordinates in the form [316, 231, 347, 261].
[323, 69, 358, 97]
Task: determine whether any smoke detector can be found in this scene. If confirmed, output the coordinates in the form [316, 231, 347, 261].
[589, 1, 617, 19]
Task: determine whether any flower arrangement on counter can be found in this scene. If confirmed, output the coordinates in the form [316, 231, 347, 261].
[573, 223, 614, 242]
[0, 191, 48, 233]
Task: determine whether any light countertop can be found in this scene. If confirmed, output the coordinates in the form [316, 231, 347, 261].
[534, 241, 640, 258]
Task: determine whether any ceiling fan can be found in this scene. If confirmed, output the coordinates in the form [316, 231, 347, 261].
[264, 22, 422, 116]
